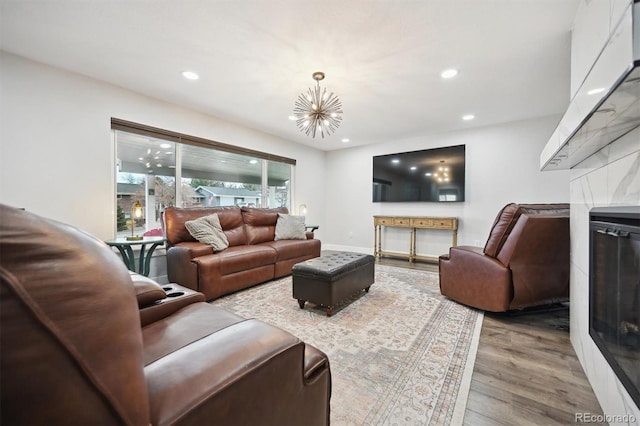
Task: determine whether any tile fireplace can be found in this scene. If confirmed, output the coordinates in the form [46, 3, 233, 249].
[589, 206, 640, 408]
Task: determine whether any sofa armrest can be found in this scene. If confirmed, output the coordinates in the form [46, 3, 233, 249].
[439, 245, 512, 312]
[166, 245, 202, 290]
[305, 231, 315, 240]
[145, 319, 331, 425]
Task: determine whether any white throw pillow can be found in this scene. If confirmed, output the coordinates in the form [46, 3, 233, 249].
[274, 213, 307, 240]
[184, 213, 229, 252]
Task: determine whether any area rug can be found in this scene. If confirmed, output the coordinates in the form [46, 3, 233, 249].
[212, 264, 483, 425]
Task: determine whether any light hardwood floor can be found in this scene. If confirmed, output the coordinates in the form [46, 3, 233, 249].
[375, 256, 605, 426]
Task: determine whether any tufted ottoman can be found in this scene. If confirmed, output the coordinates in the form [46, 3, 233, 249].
[292, 252, 375, 316]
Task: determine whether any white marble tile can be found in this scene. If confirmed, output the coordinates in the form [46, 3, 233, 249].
[571, 146, 610, 180]
[570, 198, 591, 275]
[608, 150, 640, 205]
[570, 127, 639, 181]
[608, 127, 640, 164]
[568, 127, 640, 422]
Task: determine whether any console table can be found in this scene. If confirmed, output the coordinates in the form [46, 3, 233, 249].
[373, 216, 458, 263]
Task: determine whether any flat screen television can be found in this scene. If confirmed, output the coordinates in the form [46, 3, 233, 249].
[372, 144, 465, 202]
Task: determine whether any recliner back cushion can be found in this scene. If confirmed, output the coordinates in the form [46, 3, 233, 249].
[483, 203, 518, 258]
[483, 203, 570, 257]
[164, 206, 247, 247]
[242, 207, 288, 245]
[0, 204, 150, 426]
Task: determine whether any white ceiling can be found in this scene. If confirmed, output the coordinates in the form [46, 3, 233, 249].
[0, 0, 579, 151]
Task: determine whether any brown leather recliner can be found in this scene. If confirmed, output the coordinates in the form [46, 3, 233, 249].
[0, 204, 331, 425]
[439, 203, 570, 312]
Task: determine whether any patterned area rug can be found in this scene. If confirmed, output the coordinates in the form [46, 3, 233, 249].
[212, 264, 483, 425]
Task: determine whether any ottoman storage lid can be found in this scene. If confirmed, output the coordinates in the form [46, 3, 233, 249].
[292, 252, 374, 282]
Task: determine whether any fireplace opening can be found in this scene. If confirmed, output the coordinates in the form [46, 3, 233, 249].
[589, 206, 640, 408]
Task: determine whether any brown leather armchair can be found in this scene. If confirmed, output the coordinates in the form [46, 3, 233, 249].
[439, 203, 570, 312]
[0, 204, 331, 425]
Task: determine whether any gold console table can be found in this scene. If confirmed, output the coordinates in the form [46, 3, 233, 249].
[373, 216, 458, 263]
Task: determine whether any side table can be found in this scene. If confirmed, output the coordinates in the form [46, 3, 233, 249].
[105, 236, 166, 277]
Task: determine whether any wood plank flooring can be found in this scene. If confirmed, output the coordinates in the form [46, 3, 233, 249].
[375, 256, 605, 426]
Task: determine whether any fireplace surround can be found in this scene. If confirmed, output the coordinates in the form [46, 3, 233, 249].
[589, 206, 640, 408]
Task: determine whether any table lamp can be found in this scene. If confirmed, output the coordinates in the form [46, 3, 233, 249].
[127, 201, 144, 241]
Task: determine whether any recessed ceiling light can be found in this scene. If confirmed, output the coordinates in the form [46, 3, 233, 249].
[587, 87, 606, 96]
[249, 159, 258, 164]
[181, 71, 199, 80]
[425, 173, 432, 177]
[410, 166, 417, 171]
[462, 114, 475, 121]
[391, 159, 400, 164]
[288, 115, 296, 121]
[160, 143, 171, 149]
[441, 68, 459, 79]
[341, 138, 350, 143]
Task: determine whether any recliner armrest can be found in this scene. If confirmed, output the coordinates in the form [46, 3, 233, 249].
[130, 272, 167, 308]
[139, 283, 205, 327]
[145, 318, 331, 425]
[439, 245, 512, 312]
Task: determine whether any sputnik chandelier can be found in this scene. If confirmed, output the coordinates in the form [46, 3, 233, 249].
[293, 72, 343, 138]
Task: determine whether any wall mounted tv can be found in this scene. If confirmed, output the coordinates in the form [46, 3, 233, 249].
[372, 144, 466, 202]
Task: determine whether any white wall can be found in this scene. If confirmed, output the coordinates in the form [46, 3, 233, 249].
[323, 116, 571, 256]
[0, 52, 326, 240]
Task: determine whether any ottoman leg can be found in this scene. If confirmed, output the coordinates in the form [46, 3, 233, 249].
[298, 299, 306, 309]
[365, 286, 371, 292]
[326, 307, 334, 317]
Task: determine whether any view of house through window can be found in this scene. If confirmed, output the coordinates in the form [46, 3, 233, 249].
[114, 128, 292, 237]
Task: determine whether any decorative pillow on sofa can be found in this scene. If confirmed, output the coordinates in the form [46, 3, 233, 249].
[274, 213, 306, 240]
[184, 214, 229, 252]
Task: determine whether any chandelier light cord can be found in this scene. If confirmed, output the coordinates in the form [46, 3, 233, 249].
[293, 72, 343, 138]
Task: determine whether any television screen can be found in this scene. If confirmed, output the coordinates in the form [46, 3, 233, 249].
[372, 145, 465, 202]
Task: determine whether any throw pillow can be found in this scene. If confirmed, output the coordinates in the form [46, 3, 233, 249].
[274, 213, 306, 240]
[184, 213, 229, 252]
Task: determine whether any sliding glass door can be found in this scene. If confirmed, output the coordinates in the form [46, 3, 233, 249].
[113, 124, 293, 237]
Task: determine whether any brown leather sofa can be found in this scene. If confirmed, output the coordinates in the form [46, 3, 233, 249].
[439, 203, 570, 312]
[164, 206, 321, 300]
[0, 204, 331, 425]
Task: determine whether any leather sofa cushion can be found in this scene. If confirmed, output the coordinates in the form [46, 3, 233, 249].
[242, 206, 288, 244]
[262, 239, 320, 261]
[164, 206, 247, 247]
[195, 245, 277, 276]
